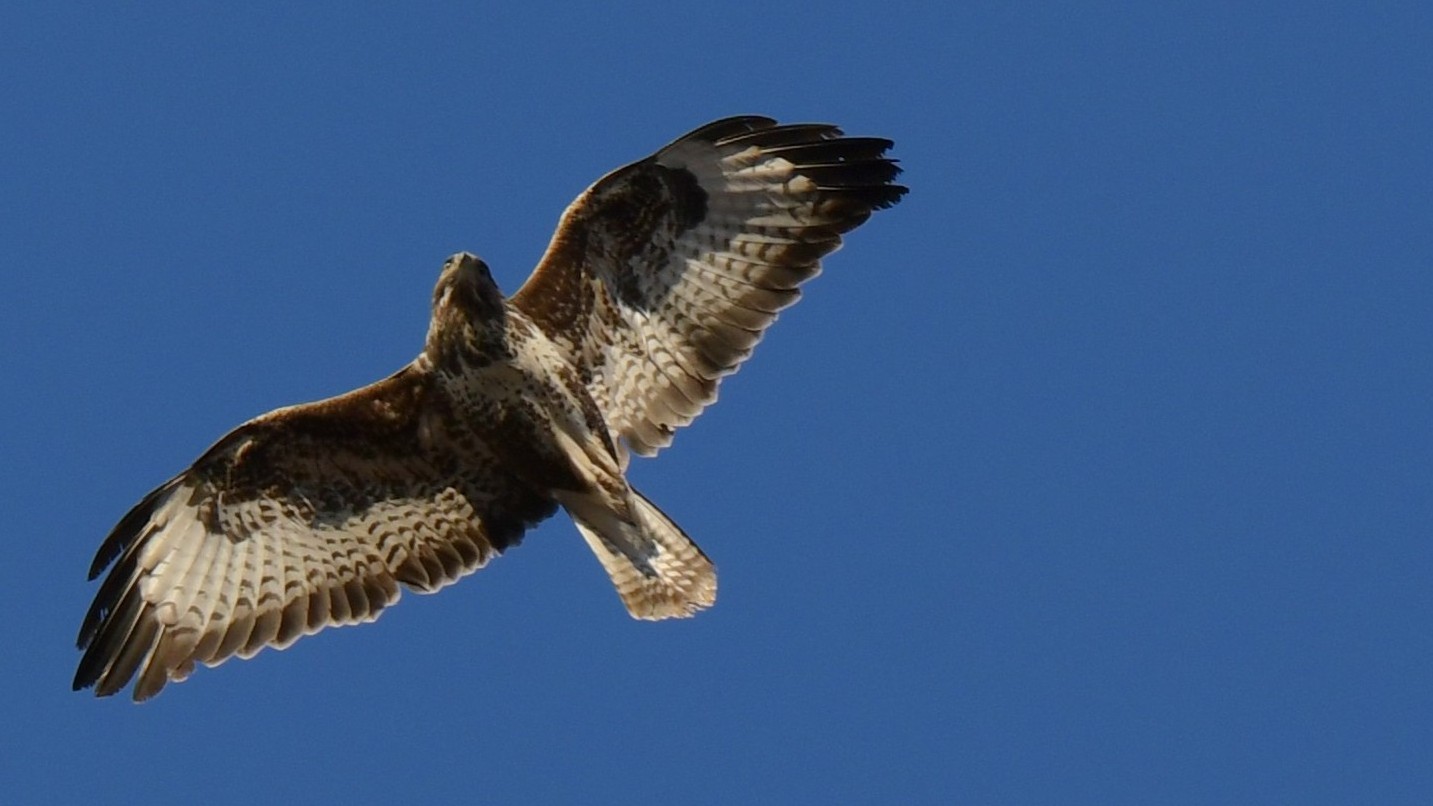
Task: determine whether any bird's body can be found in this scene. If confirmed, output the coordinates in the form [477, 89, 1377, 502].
[76, 116, 905, 700]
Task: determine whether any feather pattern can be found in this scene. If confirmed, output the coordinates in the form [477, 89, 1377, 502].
[75, 362, 555, 700]
[512, 116, 906, 458]
[76, 117, 903, 700]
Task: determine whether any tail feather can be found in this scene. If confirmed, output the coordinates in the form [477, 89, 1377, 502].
[566, 489, 716, 620]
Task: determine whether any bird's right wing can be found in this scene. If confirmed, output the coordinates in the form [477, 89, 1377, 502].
[74, 362, 557, 701]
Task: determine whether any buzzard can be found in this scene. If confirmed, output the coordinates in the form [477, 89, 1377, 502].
[75, 116, 906, 700]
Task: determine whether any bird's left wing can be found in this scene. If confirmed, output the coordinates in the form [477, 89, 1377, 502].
[75, 362, 556, 700]
[510, 116, 906, 460]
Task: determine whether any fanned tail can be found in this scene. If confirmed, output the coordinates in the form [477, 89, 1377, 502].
[566, 488, 716, 620]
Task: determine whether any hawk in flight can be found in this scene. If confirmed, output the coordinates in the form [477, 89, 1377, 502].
[75, 116, 906, 700]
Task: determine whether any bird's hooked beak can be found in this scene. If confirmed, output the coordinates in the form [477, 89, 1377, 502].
[445, 251, 490, 279]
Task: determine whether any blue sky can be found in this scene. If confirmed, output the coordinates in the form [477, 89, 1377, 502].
[3, 2, 1431, 802]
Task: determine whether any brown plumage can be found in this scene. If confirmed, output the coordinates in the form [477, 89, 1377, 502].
[75, 116, 906, 700]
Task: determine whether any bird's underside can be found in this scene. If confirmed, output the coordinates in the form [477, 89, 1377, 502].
[75, 115, 906, 700]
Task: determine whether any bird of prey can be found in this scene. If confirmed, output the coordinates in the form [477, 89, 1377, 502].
[74, 115, 906, 700]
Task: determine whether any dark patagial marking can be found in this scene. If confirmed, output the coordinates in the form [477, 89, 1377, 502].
[606, 164, 707, 312]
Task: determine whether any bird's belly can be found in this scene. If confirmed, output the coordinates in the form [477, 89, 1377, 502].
[455, 362, 596, 493]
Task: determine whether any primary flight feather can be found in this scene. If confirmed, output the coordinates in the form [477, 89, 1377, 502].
[75, 116, 907, 700]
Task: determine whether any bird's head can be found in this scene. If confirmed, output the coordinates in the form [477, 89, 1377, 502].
[432, 252, 505, 321]
[426, 252, 508, 366]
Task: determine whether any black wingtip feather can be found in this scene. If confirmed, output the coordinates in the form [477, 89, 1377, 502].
[679, 116, 778, 145]
[718, 122, 844, 149]
[763, 137, 896, 164]
[823, 177, 908, 212]
[88, 478, 179, 580]
[870, 183, 909, 210]
[78, 552, 135, 648]
[98, 609, 160, 699]
[73, 583, 148, 693]
[799, 159, 904, 189]
[694, 117, 908, 212]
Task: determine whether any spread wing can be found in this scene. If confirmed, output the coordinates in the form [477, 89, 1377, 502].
[510, 116, 906, 459]
[74, 362, 556, 701]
